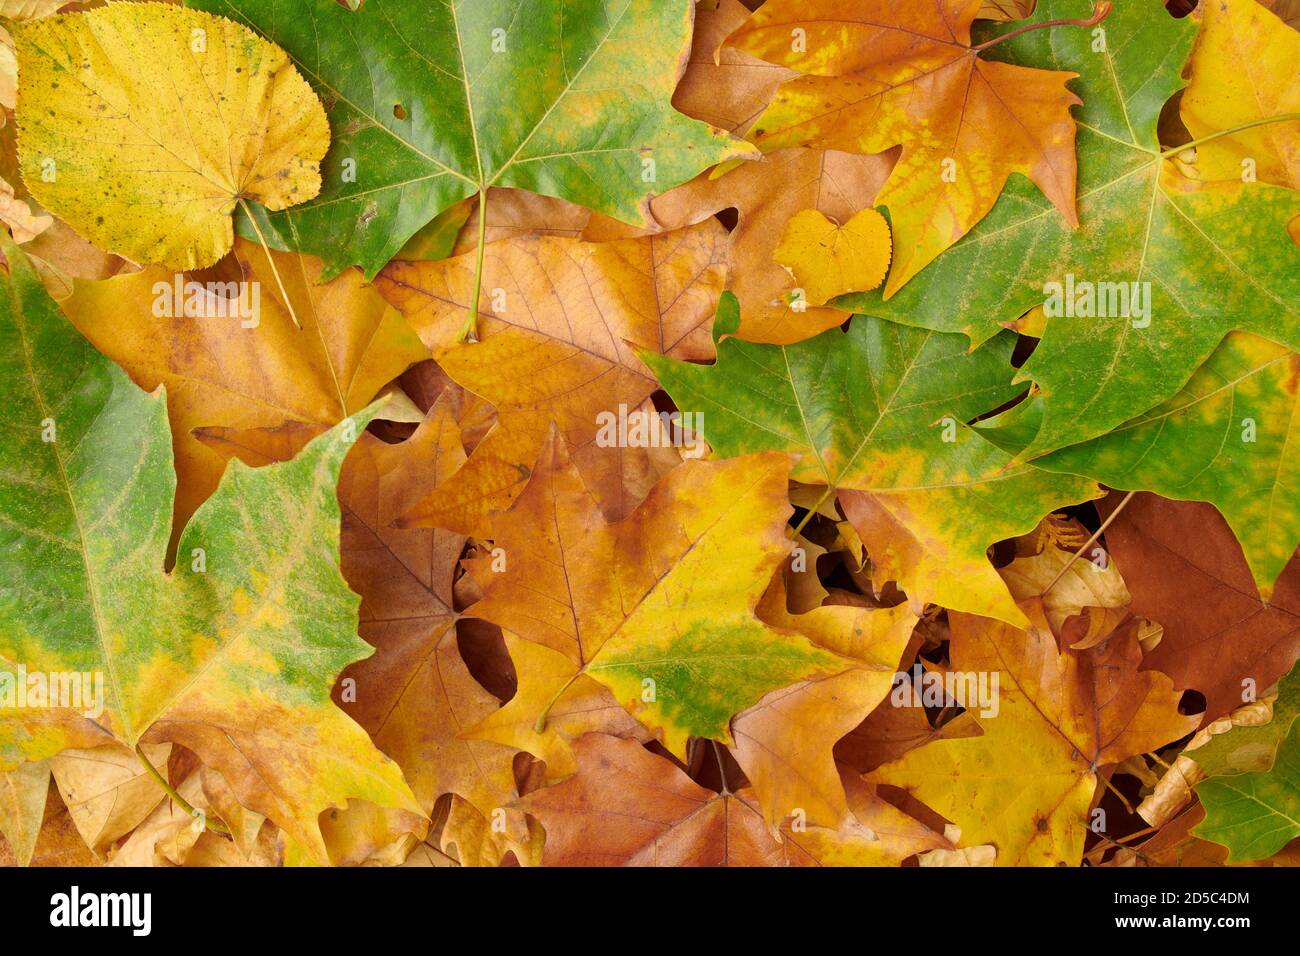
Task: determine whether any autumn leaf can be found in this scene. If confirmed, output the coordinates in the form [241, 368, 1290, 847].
[773, 207, 892, 306]
[375, 220, 726, 537]
[869, 610, 1198, 865]
[1195, 716, 1300, 862]
[460, 431, 846, 762]
[839, 0, 1300, 459]
[724, 0, 1090, 296]
[1092, 494, 1300, 725]
[516, 733, 947, 866]
[0, 759, 48, 867]
[730, 577, 917, 828]
[188, 0, 752, 278]
[193, 401, 532, 860]
[984, 332, 1300, 600]
[648, 299, 1102, 624]
[14, 4, 329, 268]
[1182, 0, 1300, 189]
[997, 516, 1131, 649]
[0, 242, 419, 863]
[61, 238, 427, 534]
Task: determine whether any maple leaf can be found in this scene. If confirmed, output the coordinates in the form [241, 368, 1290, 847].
[516, 733, 947, 866]
[725, 0, 1091, 297]
[13, 4, 329, 269]
[193, 402, 534, 860]
[61, 238, 427, 534]
[1182, 0, 1300, 190]
[647, 298, 1102, 624]
[730, 577, 917, 828]
[985, 332, 1300, 599]
[461, 431, 846, 761]
[633, 0, 898, 343]
[839, 0, 1300, 458]
[375, 221, 726, 537]
[1093, 494, 1300, 725]
[187, 0, 752, 278]
[1195, 709, 1300, 862]
[869, 610, 1198, 865]
[0, 243, 420, 863]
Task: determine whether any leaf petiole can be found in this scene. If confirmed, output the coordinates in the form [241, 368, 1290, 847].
[134, 744, 231, 836]
[458, 189, 490, 343]
[971, 1, 1111, 53]
[1160, 112, 1300, 159]
[239, 198, 301, 329]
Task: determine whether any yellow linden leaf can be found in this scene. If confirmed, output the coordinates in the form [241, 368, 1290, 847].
[1182, 0, 1300, 189]
[774, 207, 892, 306]
[13, 4, 329, 268]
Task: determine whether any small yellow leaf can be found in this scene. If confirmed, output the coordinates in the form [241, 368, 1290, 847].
[774, 207, 892, 306]
[14, 4, 329, 268]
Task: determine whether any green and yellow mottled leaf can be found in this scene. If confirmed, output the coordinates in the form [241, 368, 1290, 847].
[984, 333, 1300, 600]
[463, 432, 846, 760]
[646, 302, 1102, 624]
[837, 0, 1300, 459]
[0, 241, 419, 863]
[189, 0, 752, 278]
[1195, 718, 1300, 863]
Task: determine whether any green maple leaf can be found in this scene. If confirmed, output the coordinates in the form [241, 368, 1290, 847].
[189, 0, 751, 278]
[981, 332, 1300, 599]
[837, 0, 1300, 458]
[1193, 665, 1300, 780]
[1196, 714, 1300, 863]
[645, 294, 1102, 626]
[0, 242, 419, 863]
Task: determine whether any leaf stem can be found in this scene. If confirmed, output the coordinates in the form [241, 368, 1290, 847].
[972, 1, 1111, 53]
[459, 189, 490, 343]
[790, 486, 835, 539]
[533, 669, 581, 734]
[134, 744, 230, 836]
[239, 199, 300, 330]
[1160, 112, 1300, 159]
[1099, 770, 1134, 815]
[711, 740, 732, 795]
[1041, 490, 1135, 595]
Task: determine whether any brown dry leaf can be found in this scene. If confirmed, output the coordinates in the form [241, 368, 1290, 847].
[48, 743, 170, 856]
[0, 173, 51, 243]
[62, 238, 427, 533]
[834, 686, 983, 774]
[375, 220, 726, 538]
[0, 759, 48, 866]
[1100, 494, 1300, 725]
[999, 516, 1132, 649]
[517, 734, 944, 866]
[729, 577, 917, 828]
[0, 781, 97, 867]
[107, 769, 206, 867]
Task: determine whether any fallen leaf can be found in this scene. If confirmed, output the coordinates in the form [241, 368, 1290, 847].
[773, 207, 891, 306]
[14, 4, 328, 267]
[189, 0, 751, 277]
[725, 0, 1084, 295]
